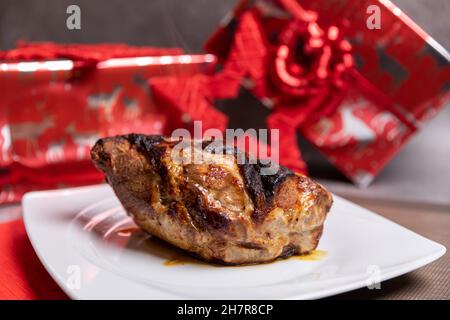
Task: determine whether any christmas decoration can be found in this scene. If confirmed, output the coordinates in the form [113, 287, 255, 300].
[204, 0, 450, 186]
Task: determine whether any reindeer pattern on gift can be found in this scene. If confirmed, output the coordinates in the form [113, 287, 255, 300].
[122, 96, 140, 120]
[369, 111, 407, 142]
[45, 123, 99, 163]
[65, 123, 99, 160]
[7, 84, 145, 164]
[310, 101, 407, 151]
[10, 116, 55, 158]
[333, 105, 375, 146]
[0, 124, 12, 163]
[46, 138, 66, 163]
[87, 85, 123, 121]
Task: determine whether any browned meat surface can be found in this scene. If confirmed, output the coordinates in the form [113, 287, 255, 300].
[91, 134, 333, 265]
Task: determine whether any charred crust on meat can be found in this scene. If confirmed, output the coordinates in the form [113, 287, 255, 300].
[90, 138, 111, 170]
[125, 133, 164, 151]
[123, 134, 178, 208]
[105, 134, 296, 224]
[200, 140, 295, 223]
[167, 201, 178, 217]
[238, 161, 294, 223]
[260, 164, 293, 199]
[185, 191, 231, 232]
[280, 243, 298, 258]
[236, 241, 265, 250]
[190, 207, 231, 231]
[125, 134, 168, 178]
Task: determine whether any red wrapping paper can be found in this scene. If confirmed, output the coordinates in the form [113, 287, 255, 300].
[150, 74, 229, 133]
[0, 42, 216, 203]
[205, 0, 450, 186]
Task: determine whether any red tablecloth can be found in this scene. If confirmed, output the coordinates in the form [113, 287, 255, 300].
[0, 219, 68, 299]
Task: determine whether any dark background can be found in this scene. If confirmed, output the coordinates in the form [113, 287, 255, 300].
[1, 0, 449, 206]
[0, 0, 449, 50]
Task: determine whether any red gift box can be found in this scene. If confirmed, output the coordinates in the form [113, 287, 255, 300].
[204, 0, 450, 186]
[0, 42, 216, 204]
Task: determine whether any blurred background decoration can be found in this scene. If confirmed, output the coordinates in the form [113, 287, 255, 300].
[0, 0, 449, 207]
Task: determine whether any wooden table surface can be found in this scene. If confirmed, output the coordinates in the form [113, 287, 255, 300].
[332, 197, 450, 300]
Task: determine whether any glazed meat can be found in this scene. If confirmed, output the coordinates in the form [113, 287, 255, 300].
[91, 134, 333, 265]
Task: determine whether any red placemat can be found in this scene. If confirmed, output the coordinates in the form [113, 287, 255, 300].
[0, 219, 68, 300]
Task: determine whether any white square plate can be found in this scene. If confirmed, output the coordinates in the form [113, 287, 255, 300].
[23, 184, 445, 299]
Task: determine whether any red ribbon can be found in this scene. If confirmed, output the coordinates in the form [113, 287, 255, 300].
[271, 0, 354, 123]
